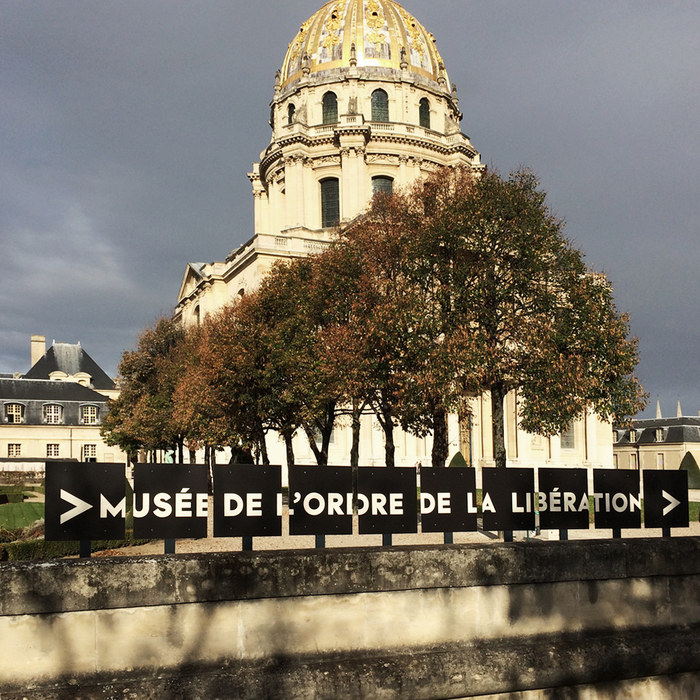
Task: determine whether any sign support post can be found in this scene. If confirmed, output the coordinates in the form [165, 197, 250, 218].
[79, 540, 91, 558]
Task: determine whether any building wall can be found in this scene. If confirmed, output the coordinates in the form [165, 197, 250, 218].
[0, 424, 123, 463]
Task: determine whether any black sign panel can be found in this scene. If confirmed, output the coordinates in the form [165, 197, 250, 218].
[592, 469, 641, 529]
[289, 466, 353, 536]
[45, 462, 126, 541]
[133, 464, 208, 539]
[213, 464, 282, 538]
[357, 467, 417, 535]
[537, 468, 589, 530]
[481, 468, 536, 531]
[420, 467, 478, 533]
[643, 470, 689, 529]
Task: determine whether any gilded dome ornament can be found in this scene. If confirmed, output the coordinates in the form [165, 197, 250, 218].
[278, 0, 449, 89]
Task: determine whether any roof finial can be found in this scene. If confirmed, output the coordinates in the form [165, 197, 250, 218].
[655, 399, 662, 419]
[677, 400, 683, 418]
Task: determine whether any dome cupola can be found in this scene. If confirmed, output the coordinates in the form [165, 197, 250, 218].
[280, 0, 449, 91]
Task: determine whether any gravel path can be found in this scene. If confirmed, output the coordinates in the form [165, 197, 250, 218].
[108, 500, 700, 556]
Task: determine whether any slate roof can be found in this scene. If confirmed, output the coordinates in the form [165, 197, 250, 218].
[24, 343, 115, 390]
[614, 417, 700, 445]
[0, 378, 108, 403]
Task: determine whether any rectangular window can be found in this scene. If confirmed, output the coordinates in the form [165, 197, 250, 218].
[630, 453, 638, 470]
[560, 422, 575, 450]
[81, 405, 98, 425]
[83, 444, 97, 462]
[321, 178, 340, 228]
[8, 444, 21, 457]
[6, 404, 23, 424]
[44, 404, 63, 424]
[47, 444, 60, 458]
[613, 453, 619, 469]
[657, 453, 665, 469]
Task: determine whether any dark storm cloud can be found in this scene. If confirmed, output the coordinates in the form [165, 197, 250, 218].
[1, 1, 699, 418]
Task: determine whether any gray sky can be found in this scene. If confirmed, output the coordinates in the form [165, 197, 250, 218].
[1, 1, 699, 419]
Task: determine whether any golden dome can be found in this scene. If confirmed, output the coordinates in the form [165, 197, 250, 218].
[280, 0, 448, 89]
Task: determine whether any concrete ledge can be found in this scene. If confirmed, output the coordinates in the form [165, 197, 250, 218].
[5, 540, 700, 698]
[4, 537, 700, 615]
[4, 626, 700, 699]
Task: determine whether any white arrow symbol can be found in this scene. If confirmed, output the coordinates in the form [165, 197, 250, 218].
[662, 490, 681, 517]
[60, 489, 93, 524]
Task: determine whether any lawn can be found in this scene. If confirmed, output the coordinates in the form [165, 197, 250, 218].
[0, 502, 45, 530]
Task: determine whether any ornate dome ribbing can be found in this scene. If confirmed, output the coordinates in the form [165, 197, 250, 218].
[280, 0, 448, 89]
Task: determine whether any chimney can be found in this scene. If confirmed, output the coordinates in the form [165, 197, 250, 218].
[30, 335, 46, 367]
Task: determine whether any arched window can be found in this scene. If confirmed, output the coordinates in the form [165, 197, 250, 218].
[322, 92, 338, 124]
[372, 176, 393, 197]
[371, 89, 389, 122]
[320, 178, 340, 228]
[287, 103, 296, 125]
[419, 97, 430, 129]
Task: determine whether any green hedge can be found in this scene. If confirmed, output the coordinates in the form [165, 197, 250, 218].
[0, 532, 151, 561]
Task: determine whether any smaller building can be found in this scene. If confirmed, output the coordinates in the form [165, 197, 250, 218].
[0, 336, 126, 474]
[613, 412, 700, 483]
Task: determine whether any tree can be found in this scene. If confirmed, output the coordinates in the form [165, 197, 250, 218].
[191, 258, 351, 469]
[406, 166, 647, 467]
[327, 191, 471, 467]
[102, 317, 190, 462]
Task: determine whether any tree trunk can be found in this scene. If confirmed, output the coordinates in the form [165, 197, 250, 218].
[431, 405, 448, 468]
[283, 432, 295, 470]
[304, 425, 326, 466]
[381, 399, 395, 468]
[350, 399, 362, 469]
[491, 382, 508, 469]
[188, 447, 197, 464]
[254, 419, 270, 465]
[177, 439, 184, 464]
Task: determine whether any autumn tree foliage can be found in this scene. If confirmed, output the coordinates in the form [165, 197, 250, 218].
[101, 317, 192, 462]
[106, 165, 645, 471]
[325, 191, 471, 467]
[178, 257, 349, 469]
[397, 165, 647, 467]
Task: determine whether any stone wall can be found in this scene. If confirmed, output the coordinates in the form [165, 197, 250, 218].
[2, 539, 700, 699]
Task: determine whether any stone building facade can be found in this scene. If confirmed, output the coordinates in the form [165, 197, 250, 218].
[0, 336, 126, 473]
[174, 0, 613, 479]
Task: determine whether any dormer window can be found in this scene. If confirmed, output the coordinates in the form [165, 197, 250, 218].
[656, 429, 664, 442]
[81, 405, 99, 425]
[43, 404, 63, 424]
[629, 429, 636, 442]
[5, 403, 23, 424]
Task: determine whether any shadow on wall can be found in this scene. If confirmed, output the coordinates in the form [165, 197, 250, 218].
[680, 452, 700, 489]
